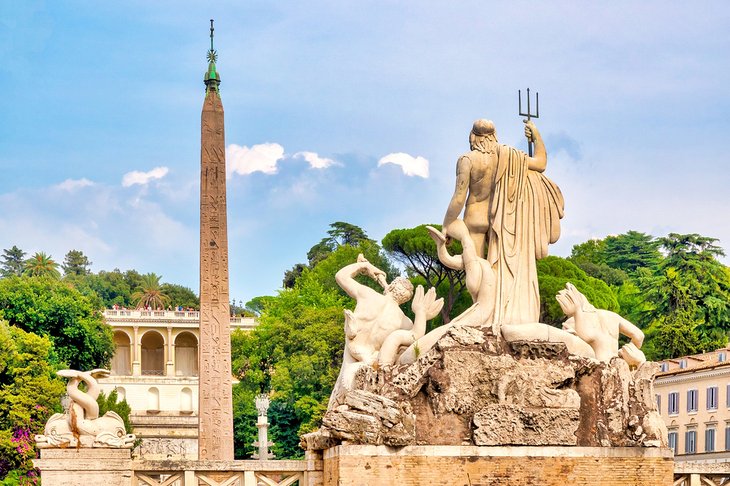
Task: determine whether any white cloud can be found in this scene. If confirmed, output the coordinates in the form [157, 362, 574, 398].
[227, 143, 285, 176]
[56, 178, 94, 191]
[377, 152, 430, 178]
[122, 167, 169, 187]
[293, 151, 336, 169]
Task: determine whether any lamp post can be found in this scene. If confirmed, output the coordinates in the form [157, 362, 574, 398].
[253, 394, 275, 460]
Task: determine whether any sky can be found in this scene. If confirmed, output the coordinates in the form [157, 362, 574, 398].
[1, 1, 729, 305]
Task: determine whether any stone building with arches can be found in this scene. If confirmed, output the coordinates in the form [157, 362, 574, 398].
[98, 308, 256, 459]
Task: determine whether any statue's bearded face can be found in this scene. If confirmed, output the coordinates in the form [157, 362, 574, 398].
[386, 277, 414, 305]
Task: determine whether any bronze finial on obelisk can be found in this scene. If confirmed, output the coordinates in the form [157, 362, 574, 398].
[198, 19, 234, 461]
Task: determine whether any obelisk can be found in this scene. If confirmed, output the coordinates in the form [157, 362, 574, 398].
[198, 19, 234, 461]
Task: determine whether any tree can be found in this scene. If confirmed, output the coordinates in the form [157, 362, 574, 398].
[96, 389, 133, 435]
[282, 263, 306, 289]
[0, 276, 114, 370]
[23, 252, 61, 279]
[382, 224, 469, 324]
[0, 321, 65, 482]
[306, 222, 373, 267]
[536, 256, 619, 326]
[231, 279, 346, 459]
[131, 273, 170, 310]
[62, 250, 92, 276]
[301, 241, 399, 300]
[637, 234, 730, 359]
[603, 231, 662, 273]
[0, 246, 25, 278]
[160, 283, 199, 310]
[83, 269, 141, 308]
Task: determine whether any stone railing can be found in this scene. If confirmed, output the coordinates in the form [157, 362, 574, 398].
[132, 457, 322, 486]
[102, 309, 257, 329]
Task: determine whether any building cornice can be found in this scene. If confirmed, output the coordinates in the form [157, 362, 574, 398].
[656, 367, 730, 385]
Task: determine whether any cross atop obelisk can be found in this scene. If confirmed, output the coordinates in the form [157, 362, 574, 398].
[198, 19, 234, 461]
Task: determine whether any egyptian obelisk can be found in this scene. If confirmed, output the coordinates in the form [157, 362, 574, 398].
[198, 19, 234, 461]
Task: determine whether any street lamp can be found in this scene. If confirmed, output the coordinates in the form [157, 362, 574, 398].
[253, 394, 274, 460]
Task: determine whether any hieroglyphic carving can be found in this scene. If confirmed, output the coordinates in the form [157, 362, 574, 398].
[198, 87, 234, 460]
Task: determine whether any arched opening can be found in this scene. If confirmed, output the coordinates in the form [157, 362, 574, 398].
[175, 332, 198, 377]
[147, 387, 160, 411]
[141, 331, 165, 376]
[111, 331, 131, 376]
[181, 387, 193, 413]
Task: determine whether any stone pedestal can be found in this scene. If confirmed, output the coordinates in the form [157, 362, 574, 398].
[322, 445, 674, 486]
[33, 448, 133, 486]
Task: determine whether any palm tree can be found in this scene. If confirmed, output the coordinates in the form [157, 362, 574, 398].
[24, 252, 61, 278]
[132, 273, 170, 310]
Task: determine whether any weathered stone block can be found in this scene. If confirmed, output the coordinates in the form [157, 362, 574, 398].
[473, 404, 580, 446]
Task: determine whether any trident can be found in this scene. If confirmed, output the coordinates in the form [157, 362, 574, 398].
[518, 88, 539, 157]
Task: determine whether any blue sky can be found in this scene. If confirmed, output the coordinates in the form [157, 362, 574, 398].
[1, 2, 729, 305]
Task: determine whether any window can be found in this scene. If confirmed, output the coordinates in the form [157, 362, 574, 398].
[668, 431, 678, 454]
[707, 386, 719, 410]
[727, 384, 730, 407]
[679, 359, 687, 369]
[688, 389, 699, 413]
[685, 429, 697, 454]
[706, 428, 716, 452]
[668, 392, 680, 415]
[719, 352, 726, 363]
[725, 425, 730, 451]
[660, 363, 669, 372]
[656, 394, 661, 413]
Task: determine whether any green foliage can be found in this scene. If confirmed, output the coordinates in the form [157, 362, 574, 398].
[569, 231, 661, 276]
[0, 321, 64, 483]
[282, 263, 306, 289]
[635, 234, 730, 360]
[0, 276, 114, 370]
[232, 271, 347, 458]
[302, 241, 398, 299]
[96, 389, 133, 434]
[83, 269, 143, 308]
[537, 256, 619, 325]
[1, 247, 26, 279]
[307, 222, 373, 267]
[131, 273, 170, 310]
[244, 296, 275, 317]
[160, 283, 199, 310]
[603, 231, 662, 273]
[382, 224, 467, 325]
[23, 252, 60, 279]
[62, 250, 92, 277]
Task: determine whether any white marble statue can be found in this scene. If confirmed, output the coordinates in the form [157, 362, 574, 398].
[328, 254, 443, 407]
[395, 221, 496, 364]
[442, 119, 564, 328]
[35, 369, 136, 448]
[501, 283, 647, 365]
[557, 283, 646, 365]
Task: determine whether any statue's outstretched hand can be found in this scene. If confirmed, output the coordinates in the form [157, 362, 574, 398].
[411, 285, 444, 320]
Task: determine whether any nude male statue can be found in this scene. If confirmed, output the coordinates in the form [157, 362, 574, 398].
[328, 254, 442, 407]
[443, 119, 548, 258]
[441, 118, 563, 326]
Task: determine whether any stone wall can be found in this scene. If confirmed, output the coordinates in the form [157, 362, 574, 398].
[323, 445, 674, 486]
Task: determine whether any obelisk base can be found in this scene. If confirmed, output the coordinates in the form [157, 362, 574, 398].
[322, 445, 674, 485]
